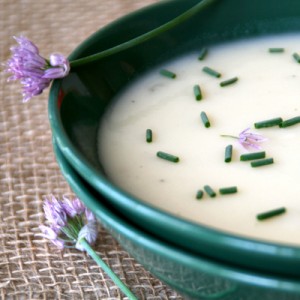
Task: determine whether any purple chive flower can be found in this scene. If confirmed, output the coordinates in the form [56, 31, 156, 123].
[3, 36, 70, 102]
[38, 195, 97, 251]
[38, 196, 138, 300]
[238, 128, 266, 149]
[221, 128, 266, 150]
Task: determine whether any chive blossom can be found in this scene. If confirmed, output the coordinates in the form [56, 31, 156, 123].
[279, 116, 300, 128]
[196, 190, 204, 200]
[146, 129, 152, 143]
[293, 53, 300, 63]
[254, 117, 283, 129]
[219, 186, 238, 195]
[268, 48, 284, 53]
[224, 145, 233, 163]
[251, 158, 274, 168]
[198, 48, 208, 60]
[200, 111, 210, 128]
[193, 84, 202, 100]
[221, 128, 266, 150]
[202, 66, 221, 78]
[159, 69, 176, 79]
[256, 207, 286, 221]
[240, 151, 266, 161]
[220, 77, 238, 87]
[204, 185, 216, 197]
[157, 151, 179, 163]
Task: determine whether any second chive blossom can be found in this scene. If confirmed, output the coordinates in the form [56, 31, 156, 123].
[39, 195, 97, 250]
[221, 128, 266, 150]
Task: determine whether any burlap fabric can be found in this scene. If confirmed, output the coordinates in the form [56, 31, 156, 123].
[0, 1, 184, 299]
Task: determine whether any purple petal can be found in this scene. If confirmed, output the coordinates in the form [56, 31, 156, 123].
[61, 196, 77, 218]
[39, 225, 57, 240]
[85, 209, 96, 222]
[43, 67, 66, 79]
[38, 225, 65, 249]
[73, 198, 86, 215]
[13, 35, 39, 54]
[49, 53, 67, 67]
[51, 239, 65, 249]
[43, 196, 67, 228]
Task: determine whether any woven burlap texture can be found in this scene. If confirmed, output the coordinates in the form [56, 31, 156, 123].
[0, 1, 184, 299]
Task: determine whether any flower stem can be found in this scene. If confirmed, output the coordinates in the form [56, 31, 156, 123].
[70, 0, 217, 68]
[220, 134, 238, 139]
[79, 238, 138, 300]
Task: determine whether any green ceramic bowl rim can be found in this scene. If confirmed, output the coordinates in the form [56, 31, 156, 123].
[52, 137, 300, 294]
[48, 0, 300, 268]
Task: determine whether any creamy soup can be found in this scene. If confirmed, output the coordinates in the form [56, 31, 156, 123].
[97, 33, 300, 245]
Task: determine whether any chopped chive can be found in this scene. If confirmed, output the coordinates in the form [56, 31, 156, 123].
[156, 151, 179, 163]
[240, 151, 266, 161]
[200, 111, 210, 128]
[256, 207, 286, 221]
[159, 69, 176, 79]
[225, 145, 233, 163]
[220, 77, 238, 87]
[219, 186, 238, 195]
[204, 185, 216, 198]
[254, 117, 283, 129]
[146, 129, 152, 143]
[269, 48, 284, 53]
[196, 190, 204, 200]
[293, 53, 300, 63]
[193, 84, 202, 100]
[202, 66, 221, 78]
[251, 158, 274, 168]
[279, 116, 300, 128]
[198, 48, 208, 60]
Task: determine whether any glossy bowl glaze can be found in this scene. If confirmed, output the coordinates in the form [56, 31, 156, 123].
[53, 138, 300, 300]
[49, 0, 300, 276]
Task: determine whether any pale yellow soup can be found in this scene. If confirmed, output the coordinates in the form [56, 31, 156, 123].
[98, 33, 300, 246]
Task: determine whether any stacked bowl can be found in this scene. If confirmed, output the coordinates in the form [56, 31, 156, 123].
[49, 0, 300, 299]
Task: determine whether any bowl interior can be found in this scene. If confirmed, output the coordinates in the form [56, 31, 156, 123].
[53, 138, 300, 300]
[49, 0, 300, 276]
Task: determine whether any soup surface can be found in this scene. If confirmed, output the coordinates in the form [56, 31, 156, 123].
[98, 33, 300, 245]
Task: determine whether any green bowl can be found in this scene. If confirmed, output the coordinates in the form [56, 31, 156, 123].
[53, 138, 300, 300]
[49, 0, 300, 276]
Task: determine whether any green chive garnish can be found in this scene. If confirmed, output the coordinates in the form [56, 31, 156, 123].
[240, 151, 266, 161]
[157, 151, 179, 163]
[202, 66, 221, 78]
[204, 185, 216, 198]
[269, 48, 284, 53]
[254, 117, 283, 129]
[200, 111, 210, 128]
[146, 129, 152, 143]
[225, 145, 233, 163]
[256, 207, 286, 221]
[219, 186, 238, 195]
[196, 190, 204, 200]
[251, 158, 274, 168]
[220, 77, 238, 87]
[193, 84, 202, 100]
[279, 116, 300, 128]
[160, 69, 176, 79]
[198, 48, 208, 60]
[293, 53, 300, 63]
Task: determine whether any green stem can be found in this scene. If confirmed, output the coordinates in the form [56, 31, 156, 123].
[70, 0, 217, 68]
[220, 134, 238, 139]
[79, 238, 138, 300]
